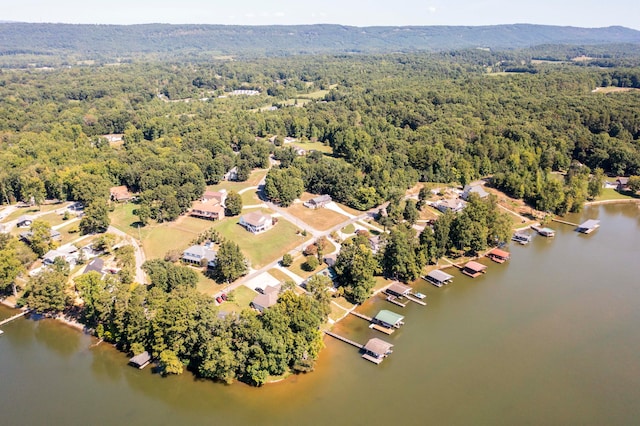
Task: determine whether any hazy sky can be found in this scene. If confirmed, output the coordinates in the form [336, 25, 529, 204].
[4, 0, 640, 30]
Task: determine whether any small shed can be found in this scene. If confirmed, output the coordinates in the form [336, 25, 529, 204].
[362, 338, 394, 364]
[129, 351, 151, 369]
[386, 282, 412, 297]
[16, 215, 35, 228]
[487, 248, 510, 264]
[373, 310, 405, 329]
[462, 261, 487, 278]
[424, 269, 454, 287]
[577, 220, 600, 234]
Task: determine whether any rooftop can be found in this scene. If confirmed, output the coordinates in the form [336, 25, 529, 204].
[374, 309, 405, 326]
[464, 261, 487, 272]
[363, 338, 394, 356]
[241, 211, 271, 227]
[426, 269, 454, 282]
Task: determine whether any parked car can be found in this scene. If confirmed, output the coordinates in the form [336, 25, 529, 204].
[221, 293, 227, 301]
[216, 296, 223, 303]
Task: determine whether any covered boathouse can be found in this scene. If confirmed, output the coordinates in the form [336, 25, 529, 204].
[373, 310, 405, 329]
[361, 338, 394, 364]
[577, 219, 600, 234]
[462, 261, 487, 278]
[487, 248, 510, 264]
[424, 269, 454, 287]
[385, 282, 412, 297]
[129, 351, 152, 369]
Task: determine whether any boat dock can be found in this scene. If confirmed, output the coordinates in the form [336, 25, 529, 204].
[0, 309, 30, 327]
[324, 331, 364, 349]
[349, 311, 373, 322]
[552, 218, 579, 227]
[405, 294, 427, 306]
[370, 324, 394, 334]
[384, 294, 407, 307]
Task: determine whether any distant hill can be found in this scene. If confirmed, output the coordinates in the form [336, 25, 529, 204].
[1, 22, 639, 58]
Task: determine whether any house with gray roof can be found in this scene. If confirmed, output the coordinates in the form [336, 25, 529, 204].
[182, 245, 217, 268]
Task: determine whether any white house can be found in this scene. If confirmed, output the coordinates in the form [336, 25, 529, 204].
[239, 211, 273, 234]
[182, 245, 217, 268]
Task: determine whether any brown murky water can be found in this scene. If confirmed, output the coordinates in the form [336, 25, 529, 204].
[1, 204, 639, 425]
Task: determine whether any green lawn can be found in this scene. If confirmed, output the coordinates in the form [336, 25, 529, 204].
[195, 272, 223, 296]
[290, 140, 333, 154]
[288, 255, 320, 280]
[110, 203, 216, 260]
[2, 203, 65, 223]
[207, 169, 268, 193]
[328, 303, 349, 323]
[267, 268, 295, 284]
[217, 285, 258, 314]
[211, 214, 309, 269]
[595, 188, 638, 202]
[342, 223, 356, 234]
[241, 189, 261, 206]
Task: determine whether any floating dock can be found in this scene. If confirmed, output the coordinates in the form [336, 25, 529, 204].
[384, 294, 407, 308]
[576, 219, 600, 234]
[552, 218, 579, 227]
[405, 294, 427, 306]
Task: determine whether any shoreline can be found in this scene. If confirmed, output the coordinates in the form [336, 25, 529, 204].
[585, 198, 639, 206]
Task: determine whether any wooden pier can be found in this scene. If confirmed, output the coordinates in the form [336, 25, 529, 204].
[349, 311, 373, 322]
[384, 294, 407, 308]
[405, 294, 427, 306]
[324, 331, 364, 349]
[0, 310, 30, 327]
[370, 324, 394, 334]
[552, 218, 579, 227]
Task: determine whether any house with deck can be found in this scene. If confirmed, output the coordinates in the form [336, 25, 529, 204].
[462, 261, 487, 278]
[424, 269, 454, 287]
[303, 194, 332, 209]
[182, 245, 217, 268]
[239, 211, 273, 234]
[190, 200, 225, 221]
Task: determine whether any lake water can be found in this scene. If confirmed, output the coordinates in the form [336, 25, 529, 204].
[1, 204, 639, 425]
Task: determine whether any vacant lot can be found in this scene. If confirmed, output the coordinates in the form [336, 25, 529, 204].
[285, 197, 349, 231]
[212, 212, 309, 269]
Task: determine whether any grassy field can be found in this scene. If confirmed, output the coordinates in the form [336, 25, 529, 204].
[36, 212, 67, 228]
[341, 223, 356, 234]
[206, 169, 268, 193]
[288, 255, 321, 280]
[595, 188, 638, 201]
[267, 268, 295, 284]
[195, 271, 222, 296]
[212, 213, 309, 269]
[217, 285, 258, 314]
[373, 276, 393, 292]
[285, 197, 349, 231]
[241, 189, 261, 206]
[2, 203, 65, 223]
[110, 203, 215, 260]
[288, 140, 333, 154]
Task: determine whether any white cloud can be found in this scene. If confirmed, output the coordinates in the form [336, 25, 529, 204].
[428, 6, 437, 13]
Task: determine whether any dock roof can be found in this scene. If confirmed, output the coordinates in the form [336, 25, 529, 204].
[488, 248, 510, 258]
[426, 269, 454, 283]
[387, 282, 411, 295]
[363, 338, 394, 357]
[129, 351, 151, 367]
[374, 310, 404, 326]
[464, 261, 487, 273]
[578, 219, 600, 229]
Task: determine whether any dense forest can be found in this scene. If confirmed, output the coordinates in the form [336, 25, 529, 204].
[1, 44, 640, 385]
[1, 23, 640, 61]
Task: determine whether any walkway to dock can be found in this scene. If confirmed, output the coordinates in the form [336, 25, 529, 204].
[0, 310, 30, 327]
[324, 331, 364, 349]
[349, 311, 373, 322]
[552, 218, 578, 227]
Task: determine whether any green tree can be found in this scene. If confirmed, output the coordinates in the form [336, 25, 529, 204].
[302, 255, 319, 272]
[382, 223, 423, 282]
[628, 176, 640, 193]
[224, 190, 243, 216]
[159, 349, 184, 375]
[588, 168, 605, 199]
[80, 199, 110, 234]
[212, 240, 247, 283]
[26, 269, 69, 314]
[0, 234, 25, 295]
[29, 219, 55, 257]
[334, 240, 379, 304]
[403, 199, 419, 225]
[264, 167, 304, 207]
[281, 253, 293, 267]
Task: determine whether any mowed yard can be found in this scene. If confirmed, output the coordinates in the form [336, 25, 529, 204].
[110, 203, 215, 260]
[284, 194, 350, 231]
[211, 211, 311, 269]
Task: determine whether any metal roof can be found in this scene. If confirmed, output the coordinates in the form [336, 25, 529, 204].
[374, 310, 404, 325]
[578, 219, 600, 229]
[426, 269, 454, 282]
[363, 338, 394, 356]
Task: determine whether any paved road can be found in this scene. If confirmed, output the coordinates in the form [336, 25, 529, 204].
[107, 225, 147, 284]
